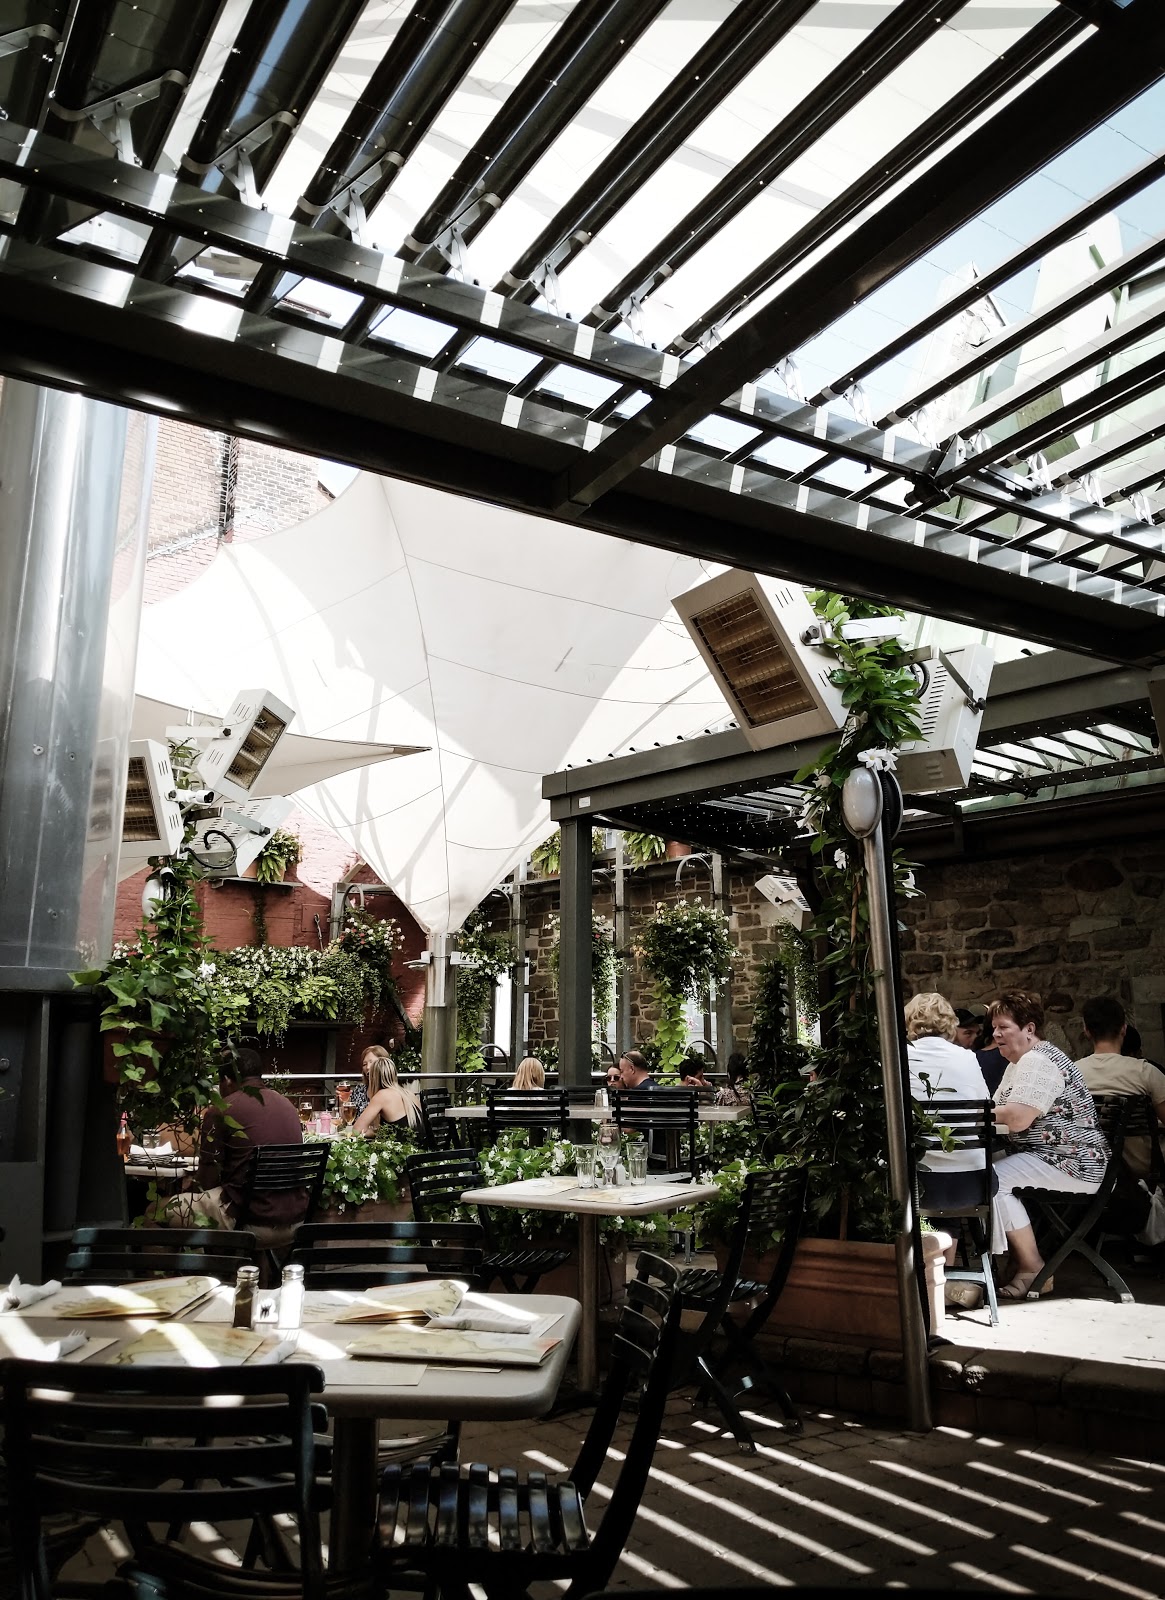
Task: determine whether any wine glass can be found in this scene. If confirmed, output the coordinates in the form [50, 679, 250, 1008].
[599, 1140, 620, 1187]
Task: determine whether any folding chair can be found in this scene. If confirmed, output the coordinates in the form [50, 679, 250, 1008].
[0, 1358, 370, 1600]
[485, 1086, 570, 1144]
[1014, 1093, 1138, 1301]
[612, 1088, 700, 1180]
[376, 1253, 682, 1600]
[63, 1226, 259, 1285]
[405, 1147, 571, 1293]
[915, 1098, 999, 1326]
[289, 1219, 484, 1291]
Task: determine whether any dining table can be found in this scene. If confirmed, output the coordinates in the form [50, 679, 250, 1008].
[460, 1174, 718, 1393]
[446, 1101, 750, 1123]
[0, 1280, 580, 1573]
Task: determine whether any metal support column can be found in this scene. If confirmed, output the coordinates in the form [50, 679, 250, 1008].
[0, 380, 155, 1277]
[508, 862, 527, 1066]
[558, 816, 592, 1090]
[420, 932, 457, 1077]
[710, 850, 735, 1065]
[613, 835, 631, 1056]
[842, 767, 931, 1432]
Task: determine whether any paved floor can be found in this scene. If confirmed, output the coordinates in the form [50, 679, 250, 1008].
[938, 1252, 1165, 1370]
[469, 1393, 1165, 1595]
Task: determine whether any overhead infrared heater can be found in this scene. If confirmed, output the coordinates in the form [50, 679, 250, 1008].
[898, 644, 994, 793]
[675, 573, 846, 748]
[197, 689, 294, 801]
[121, 740, 183, 863]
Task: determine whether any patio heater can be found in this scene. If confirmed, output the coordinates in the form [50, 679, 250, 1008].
[841, 765, 932, 1433]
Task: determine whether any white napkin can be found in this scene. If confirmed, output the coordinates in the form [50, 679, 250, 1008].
[129, 1143, 174, 1159]
[52, 1333, 89, 1359]
[250, 1337, 299, 1366]
[1, 1277, 62, 1312]
[430, 1312, 538, 1335]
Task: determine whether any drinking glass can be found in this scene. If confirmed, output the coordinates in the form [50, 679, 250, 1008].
[599, 1142, 620, 1187]
[627, 1144, 648, 1185]
[575, 1144, 595, 1189]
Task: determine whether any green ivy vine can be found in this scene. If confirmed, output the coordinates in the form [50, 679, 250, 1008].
[640, 899, 734, 1073]
[455, 909, 513, 1070]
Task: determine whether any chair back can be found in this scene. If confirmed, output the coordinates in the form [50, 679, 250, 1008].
[916, 1099, 995, 1220]
[63, 1227, 259, 1285]
[747, 1165, 809, 1310]
[235, 1142, 329, 1229]
[568, 1253, 682, 1577]
[419, 1088, 454, 1150]
[612, 1088, 700, 1178]
[485, 1087, 569, 1144]
[290, 1220, 484, 1290]
[0, 1359, 327, 1600]
[405, 1147, 484, 1221]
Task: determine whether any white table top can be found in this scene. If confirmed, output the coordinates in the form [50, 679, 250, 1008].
[461, 1174, 719, 1217]
[2, 1292, 580, 1422]
[446, 1102, 749, 1123]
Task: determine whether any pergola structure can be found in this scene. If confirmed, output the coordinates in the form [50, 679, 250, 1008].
[541, 647, 1165, 1082]
[1, 1, 1165, 664]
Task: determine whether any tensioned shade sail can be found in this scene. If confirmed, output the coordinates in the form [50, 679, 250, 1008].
[131, 694, 427, 794]
[133, 472, 726, 932]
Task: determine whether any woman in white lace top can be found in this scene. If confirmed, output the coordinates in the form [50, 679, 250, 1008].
[990, 990, 1108, 1300]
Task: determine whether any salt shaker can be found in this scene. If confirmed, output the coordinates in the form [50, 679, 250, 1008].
[233, 1265, 260, 1329]
[278, 1263, 305, 1331]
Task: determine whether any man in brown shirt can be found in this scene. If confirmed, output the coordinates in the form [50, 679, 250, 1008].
[163, 1048, 305, 1231]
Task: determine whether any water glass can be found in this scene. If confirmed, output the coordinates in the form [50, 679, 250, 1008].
[627, 1144, 648, 1185]
[575, 1144, 595, 1189]
[599, 1143, 620, 1187]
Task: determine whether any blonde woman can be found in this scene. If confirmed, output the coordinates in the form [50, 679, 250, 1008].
[511, 1056, 546, 1090]
[353, 1048, 422, 1135]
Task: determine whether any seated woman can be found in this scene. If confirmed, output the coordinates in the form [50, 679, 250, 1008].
[990, 990, 1109, 1300]
[352, 1049, 422, 1136]
[350, 1044, 394, 1116]
[715, 1052, 753, 1106]
[510, 1056, 545, 1090]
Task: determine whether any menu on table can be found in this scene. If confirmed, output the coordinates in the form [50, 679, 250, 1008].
[346, 1326, 562, 1367]
[112, 1325, 274, 1366]
[46, 1277, 220, 1319]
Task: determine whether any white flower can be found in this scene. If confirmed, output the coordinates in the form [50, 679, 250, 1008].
[814, 773, 831, 789]
[857, 747, 898, 772]
[833, 849, 848, 871]
[198, 961, 217, 978]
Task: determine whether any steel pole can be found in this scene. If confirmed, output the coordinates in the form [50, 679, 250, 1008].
[614, 835, 631, 1055]
[508, 862, 527, 1066]
[558, 816, 593, 1090]
[421, 931, 457, 1076]
[842, 767, 932, 1432]
[710, 849, 735, 1065]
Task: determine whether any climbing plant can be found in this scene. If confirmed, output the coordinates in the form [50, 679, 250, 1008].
[640, 899, 734, 1073]
[548, 912, 619, 1032]
[766, 591, 924, 1241]
[455, 909, 513, 1070]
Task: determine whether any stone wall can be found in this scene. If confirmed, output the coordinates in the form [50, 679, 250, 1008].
[514, 841, 1165, 1064]
[901, 845, 1165, 1061]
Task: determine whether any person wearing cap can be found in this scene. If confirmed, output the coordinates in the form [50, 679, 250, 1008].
[953, 1007, 985, 1051]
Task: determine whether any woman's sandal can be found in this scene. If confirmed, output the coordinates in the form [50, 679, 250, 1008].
[999, 1270, 1054, 1301]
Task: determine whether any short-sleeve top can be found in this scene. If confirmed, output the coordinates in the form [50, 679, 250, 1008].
[994, 1042, 1108, 1183]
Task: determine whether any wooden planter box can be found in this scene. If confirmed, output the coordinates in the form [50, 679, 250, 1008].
[716, 1234, 950, 1349]
[314, 1198, 413, 1227]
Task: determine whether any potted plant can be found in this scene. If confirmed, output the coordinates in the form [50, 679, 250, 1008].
[253, 827, 302, 884]
[639, 899, 734, 1073]
[309, 1127, 421, 1222]
[73, 858, 248, 1136]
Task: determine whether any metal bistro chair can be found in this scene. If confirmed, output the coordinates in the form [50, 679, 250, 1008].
[289, 1219, 485, 1292]
[485, 1086, 570, 1146]
[63, 1226, 260, 1285]
[419, 1087, 455, 1150]
[678, 1166, 808, 1450]
[234, 1142, 330, 1284]
[1014, 1093, 1140, 1302]
[916, 1098, 1000, 1327]
[405, 1147, 571, 1293]
[612, 1087, 700, 1180]
[376, 1253, 682, 1600]
[0, 1358, 371, 1600]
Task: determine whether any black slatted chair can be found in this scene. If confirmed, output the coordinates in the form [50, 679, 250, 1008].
[376, 1253, 682, 1600]
[234, 1142, 330, 1285]
[63, 1227, 259, 1285]
[1096, 1094, 1165, 1252]
[485, 1087, 570, 1145]
[289, 1219, 484, 1291]
[673, 1167, 807, 1451]
[419, 1088, 454, 1150]
[915, 1099, 999, 1326]
[1014, 1093, 1137, 1301]
[0, 1358, 370, 1600]
[405, 1147, 571, 1294]
[612, 1088, 700, 1180]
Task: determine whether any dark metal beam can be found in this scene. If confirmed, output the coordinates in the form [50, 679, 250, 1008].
[557, 817, 593, 1089]
[553, 2, 1165, 513]
[0, 1, 69, 128]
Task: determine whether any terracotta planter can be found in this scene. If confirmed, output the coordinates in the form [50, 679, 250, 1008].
[664, 840, 692, 860]
[714, 1233, 950, 1349]
[505, 1233, 627, 1309]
